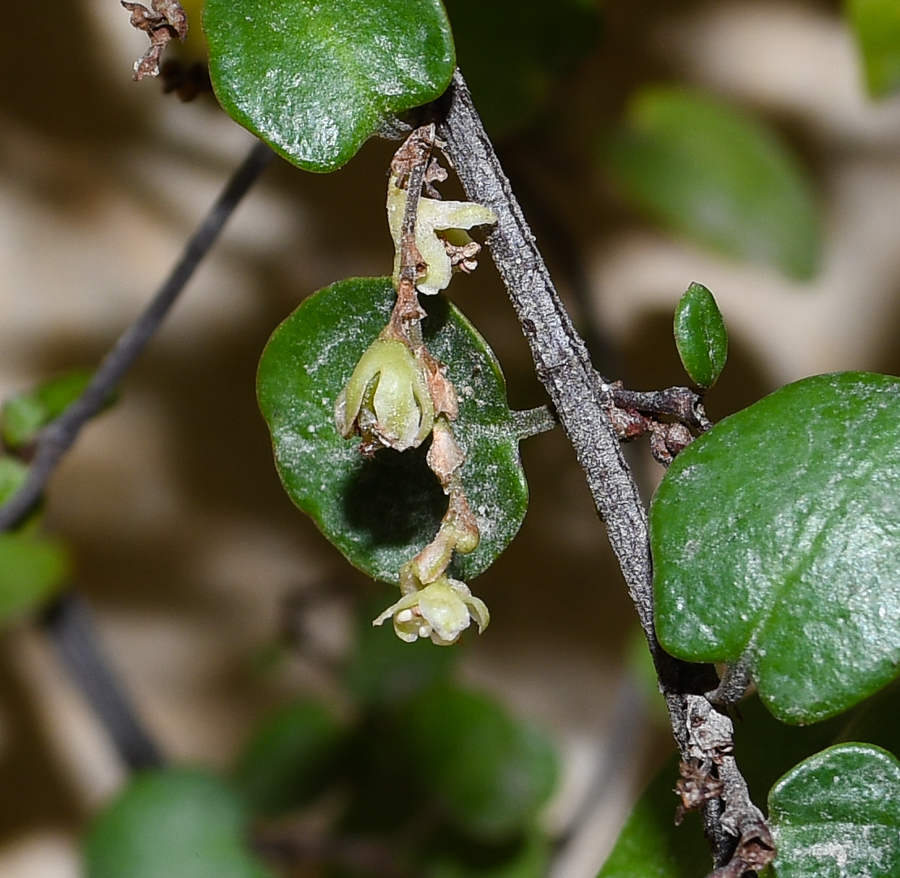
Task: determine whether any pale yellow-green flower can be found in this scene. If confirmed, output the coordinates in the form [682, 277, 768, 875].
[374, 575, 490, 646]
[387, 176, 497, 296]
[334, 337, 434, 452]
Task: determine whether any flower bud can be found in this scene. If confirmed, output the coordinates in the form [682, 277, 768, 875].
[335, 337, 434, 452]
[374, 575, 490, 646]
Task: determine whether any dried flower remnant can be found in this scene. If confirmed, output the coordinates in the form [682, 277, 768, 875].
[334, 337, 434, 454]
[374, 575, 489, 646]
[675, 757, 725, 825]
[122, 0, 188, 80]
[387, 167, 497, 296]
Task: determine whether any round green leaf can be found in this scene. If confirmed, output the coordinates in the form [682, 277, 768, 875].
[603, 86, 821, 280]
[84, 768, 274, 878]
[233, 700, 343, 816]
[652, 372, 900, 724]
[400, 684, 558, 838]
[673, 282, 728, 389]
[203, 0, 455, 173]
[257, 277, 528, 584]
[769, 744, 900, 878]
[0, 532, 70, 625]
[847, 0, 900, 99]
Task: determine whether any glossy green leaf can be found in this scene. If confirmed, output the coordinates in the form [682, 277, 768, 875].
[603, 86, 821, 279]
[596, 753, 709, 878]
[846, 0, 900, 98]
[203, 0, 455, 172]
[233, 700, 343, 816]
[0, 532, 70, 624]
[84, 768, 274, 878]
[257, 277, 528, 584]
[768, 744, 900, 878]
[2, 369, 92, 450]
[444, 0, 600, 135]
[652, 372, 900, 724]
[400, 684, 558, 838]
[673, 282, 728, 389]
[344, 593, 458, 706]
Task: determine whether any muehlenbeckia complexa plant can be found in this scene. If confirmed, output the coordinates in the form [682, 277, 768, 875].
[98, 1, 900, 877]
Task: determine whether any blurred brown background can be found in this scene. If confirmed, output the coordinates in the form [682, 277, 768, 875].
[2, 1, 900, 876]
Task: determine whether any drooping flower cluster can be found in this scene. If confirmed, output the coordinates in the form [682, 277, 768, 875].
[334, 124, 496, 645]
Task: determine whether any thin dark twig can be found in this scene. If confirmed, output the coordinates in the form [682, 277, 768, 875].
[42, 591, 164, 771]
[436, 70, 755, 870]
[0, 139, 273, 533]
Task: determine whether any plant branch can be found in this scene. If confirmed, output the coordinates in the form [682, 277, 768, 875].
[610, 384, 712, 433]
[437, 69, 681, 676]
[42, 591, 164, 771]
[0, 139, 274, 533]
[511, 404, 558, 440]
[436, 70, 756, 871]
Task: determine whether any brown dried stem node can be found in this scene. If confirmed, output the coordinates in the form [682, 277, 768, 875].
[121, 0, 188, 81]
[601, 379, 712, 467]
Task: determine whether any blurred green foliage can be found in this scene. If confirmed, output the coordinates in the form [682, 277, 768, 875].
[846, 0, 900, 97]
[233, 701, 345, 817]
[1, 369, 93, 450]
[84, 768, 275, 878]
[84, 598, 559, 877]
[0, 374, 86, 626]
[602, 86, 821, 280]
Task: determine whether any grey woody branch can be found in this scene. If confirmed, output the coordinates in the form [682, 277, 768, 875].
[436, 70, 763, 873]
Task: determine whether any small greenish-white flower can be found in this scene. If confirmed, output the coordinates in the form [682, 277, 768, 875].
[388, 177, 497, 296]
[374, 575, 489, 646]
[334, 337, 434, 452]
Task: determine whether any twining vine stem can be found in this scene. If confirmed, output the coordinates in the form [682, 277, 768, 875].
[436, 70, 764, 871]
[0, 138, 274, 533]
